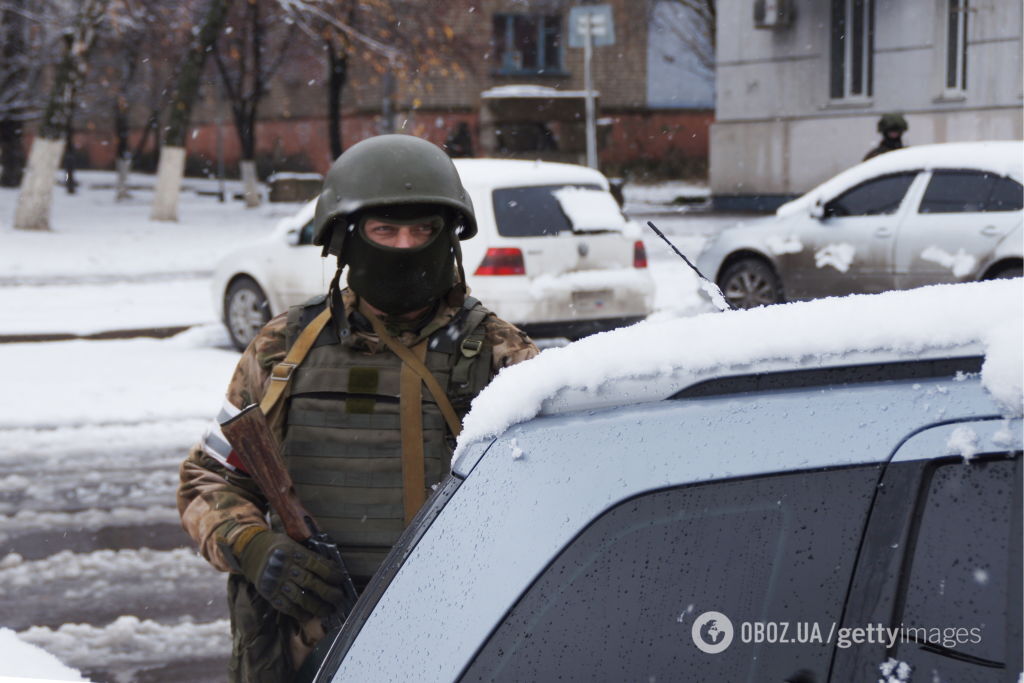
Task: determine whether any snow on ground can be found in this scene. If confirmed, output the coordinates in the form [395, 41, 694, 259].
[0, 171, 297, 282]
[0, 627, 89, 682]
[0, 279, 215, 335]
[623, 180, 709, 206]
[18, 617, 230, 673]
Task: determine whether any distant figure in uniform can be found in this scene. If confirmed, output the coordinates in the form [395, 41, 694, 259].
[864, 113, 908, 161]
[443, 121, 474, 158]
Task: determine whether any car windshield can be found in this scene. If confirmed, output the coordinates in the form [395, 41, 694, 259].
[492, 183, 622, 236]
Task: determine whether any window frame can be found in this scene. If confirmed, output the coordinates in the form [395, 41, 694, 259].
[945, 0, 969, 94]
[492, 12, 566, 77]
[830, 0, 875, 102]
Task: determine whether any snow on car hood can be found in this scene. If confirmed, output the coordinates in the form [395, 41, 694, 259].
[776, 141, 1024, 218]
[456, 279, 1023, 459]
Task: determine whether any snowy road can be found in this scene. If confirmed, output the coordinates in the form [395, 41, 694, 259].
[0, 411, 232, 681]
[0, 174, 739, 680]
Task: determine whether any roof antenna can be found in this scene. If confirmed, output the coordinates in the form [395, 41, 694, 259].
[645, 220, 735, 312]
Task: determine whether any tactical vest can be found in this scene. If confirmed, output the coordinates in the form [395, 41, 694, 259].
[277, 295, 492, 582]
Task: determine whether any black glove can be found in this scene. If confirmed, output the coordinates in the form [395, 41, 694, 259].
[233, 527, 348, 621]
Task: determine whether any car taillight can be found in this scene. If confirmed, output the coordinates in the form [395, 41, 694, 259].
[633, 240, 648, 268]
[474, 247, 526, 276]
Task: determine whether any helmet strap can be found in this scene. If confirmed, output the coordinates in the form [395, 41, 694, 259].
[327, 265, 350, 339]
[448, 236, 470, 306]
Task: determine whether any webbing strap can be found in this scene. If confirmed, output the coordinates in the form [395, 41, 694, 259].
[366, 313, 463, 438]
[400, 340, 428, 525]
[259, 307, 333, 415]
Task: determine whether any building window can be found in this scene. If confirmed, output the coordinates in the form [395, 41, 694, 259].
[946, 0, 968, 91]
[492, 14, 563, 75]
[830, 0, 874, 99]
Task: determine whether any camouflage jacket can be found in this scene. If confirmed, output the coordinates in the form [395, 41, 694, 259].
[177, 288, 538, 572]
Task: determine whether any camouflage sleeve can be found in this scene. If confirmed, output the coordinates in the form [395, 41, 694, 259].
[176, 313, 289, 572]
[484, 315, 540, 372]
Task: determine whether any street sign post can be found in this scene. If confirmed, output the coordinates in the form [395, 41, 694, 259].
[568, 5, 615, 170]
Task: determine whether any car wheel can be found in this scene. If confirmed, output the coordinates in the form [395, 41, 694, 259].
[224, 277, 270, 351]
[719, 258, 783, 309]
[985, 264, 1023, 279]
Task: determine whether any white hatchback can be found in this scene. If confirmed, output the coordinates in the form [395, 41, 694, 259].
[211, 159, 654, 350]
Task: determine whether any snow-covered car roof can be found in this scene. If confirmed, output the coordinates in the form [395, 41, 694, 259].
[777, 140, 1024, 217]
[455, 279, 1023, 458]
[454, 158, 610, 190]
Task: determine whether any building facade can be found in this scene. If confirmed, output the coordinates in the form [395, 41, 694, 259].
[73, 0, 715, 180]
[712, 0, 1023, 210]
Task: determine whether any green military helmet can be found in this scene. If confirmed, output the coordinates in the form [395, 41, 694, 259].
[877, 113, 908, 134]
[313, 134, 477, 254]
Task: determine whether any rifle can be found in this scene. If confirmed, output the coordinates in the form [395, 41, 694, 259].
[219, 403, 360, 629]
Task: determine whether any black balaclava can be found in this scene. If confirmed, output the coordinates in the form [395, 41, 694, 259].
[339, 206, 456, 316]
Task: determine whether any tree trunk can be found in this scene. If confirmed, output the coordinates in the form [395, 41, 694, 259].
[326, 41, 348, 160]
[240, 159, 260, 208]
[151, 146, 186, 221]
[114, 98, 132, 201]
[115, 157, 132, 201]
[63, 121, 78, 195]
[151, 0, 233, 221]
[13, 0, 110, 230]
[0, 119, 24, 187]
[1, 1, 27, 187]
[12, 138, 65, 231]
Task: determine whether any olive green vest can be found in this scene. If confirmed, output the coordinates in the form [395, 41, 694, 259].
[277, 295, 492, 582]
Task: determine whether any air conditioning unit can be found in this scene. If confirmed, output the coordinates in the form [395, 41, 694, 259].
[753, 0, 796, 29]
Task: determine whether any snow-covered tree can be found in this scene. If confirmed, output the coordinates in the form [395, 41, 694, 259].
[12, 0, 111, 231]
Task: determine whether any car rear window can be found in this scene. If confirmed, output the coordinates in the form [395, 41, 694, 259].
[492, 184, 617, 237]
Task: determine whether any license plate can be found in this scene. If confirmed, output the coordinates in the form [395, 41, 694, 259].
[571, 289, 613, 313]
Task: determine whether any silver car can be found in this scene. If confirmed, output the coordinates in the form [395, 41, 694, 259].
[698, 141, 1023, 309]
[300, 279, 1022, 683]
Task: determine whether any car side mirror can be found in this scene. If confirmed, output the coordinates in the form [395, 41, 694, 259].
[809, 199, 825, 221]
[285, 228, 301, 246]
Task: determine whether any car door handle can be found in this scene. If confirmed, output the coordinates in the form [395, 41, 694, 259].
[981, 225, 1001, 236]
[874, 226, 893, 238]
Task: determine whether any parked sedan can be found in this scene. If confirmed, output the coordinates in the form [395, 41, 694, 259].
[698, 141, 1023, 309]
[302, 279, 1022, 682]
[211, 159, 654, 350]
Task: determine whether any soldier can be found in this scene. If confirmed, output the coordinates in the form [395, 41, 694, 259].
[864, 113, 909, 161]
[177, 134, 539, 681]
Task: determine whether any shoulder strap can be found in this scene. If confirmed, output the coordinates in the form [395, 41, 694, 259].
[366, 311, 463, 438]
[451, 304, 489, 386]
[259, 307, 332, 415]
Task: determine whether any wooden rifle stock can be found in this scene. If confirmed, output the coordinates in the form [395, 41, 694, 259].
[220, 403, 360, 624]
[219, 403, 314, 541]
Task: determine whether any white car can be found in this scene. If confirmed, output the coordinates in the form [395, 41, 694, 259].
[212, 159, 654, 350]
[697, 141, 1023, 309]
